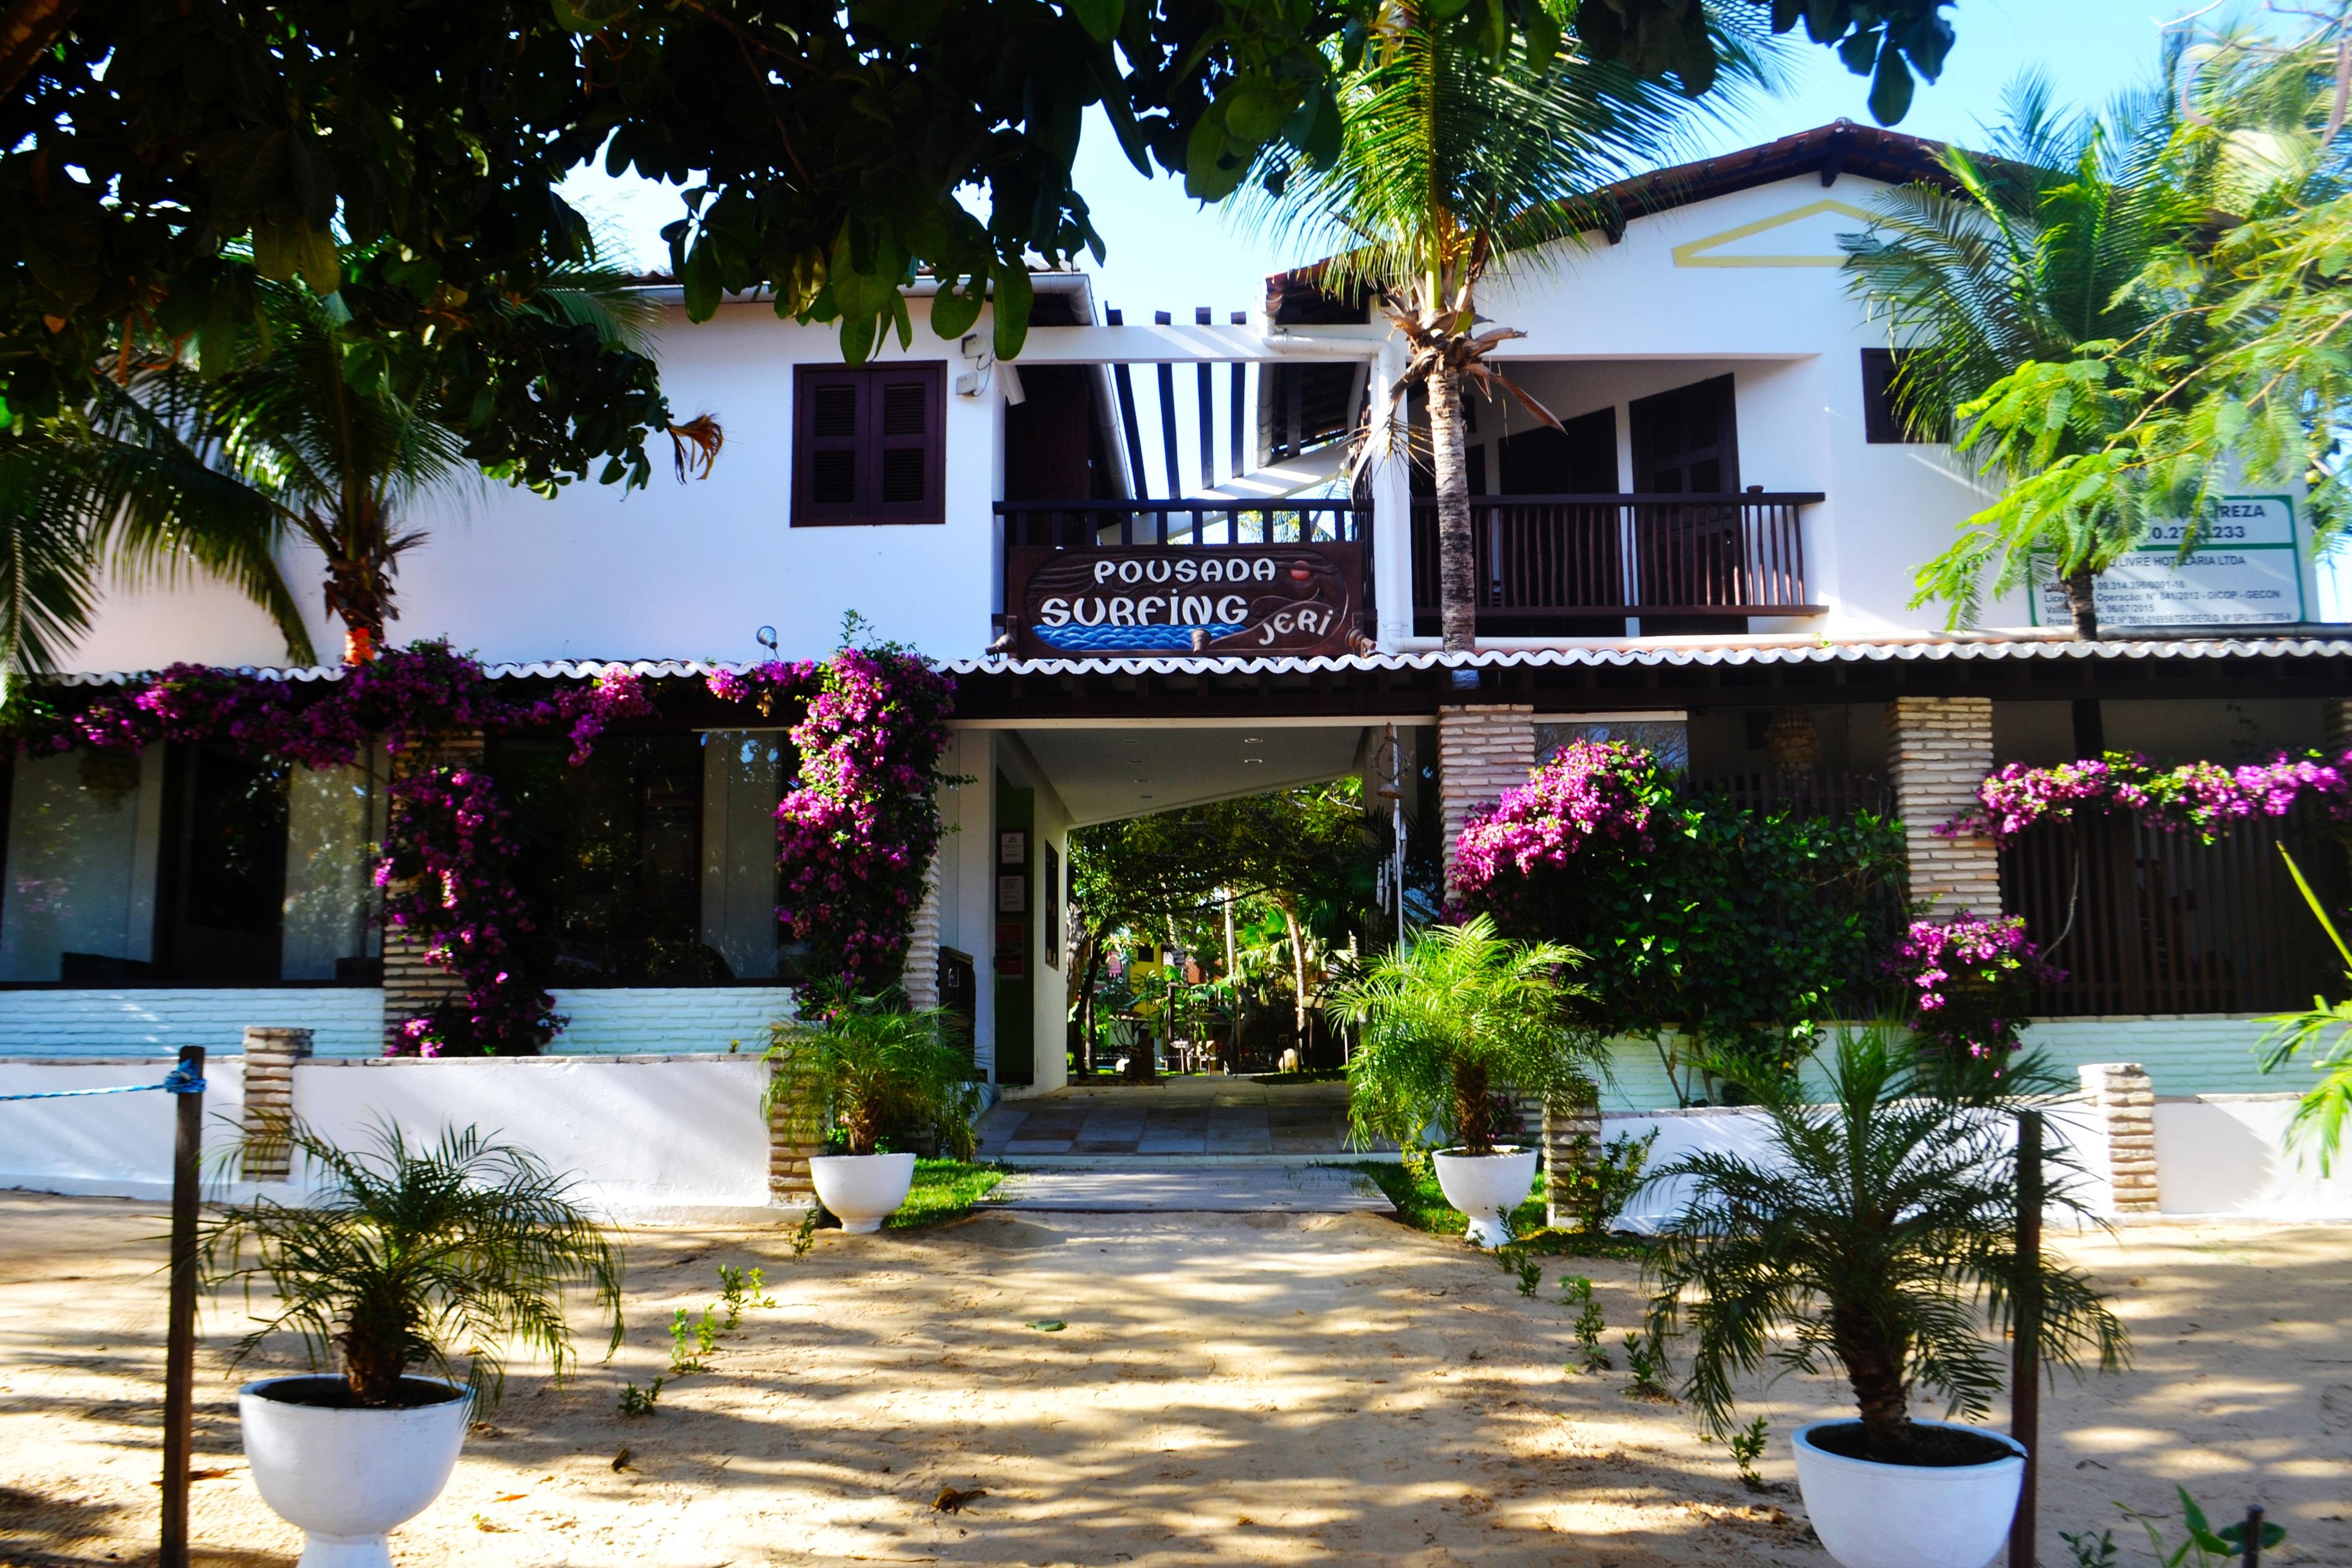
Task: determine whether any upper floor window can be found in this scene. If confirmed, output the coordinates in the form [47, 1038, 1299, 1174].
[1860, 349, 1949, 444]
[792, 361, 946, 525]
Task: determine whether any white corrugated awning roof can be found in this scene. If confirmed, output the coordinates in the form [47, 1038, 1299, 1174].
[944, 631, 2352, 676]
[39, 631, 2352, 687]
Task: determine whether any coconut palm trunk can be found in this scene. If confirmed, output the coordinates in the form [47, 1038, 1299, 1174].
[1231, 7, 1778, 661]
[1427, 362, 1480, 651]
[2061, 564, 2101, 640]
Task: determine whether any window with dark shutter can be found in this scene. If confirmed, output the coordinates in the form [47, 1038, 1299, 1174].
[1861, 349, 1949, 444]
[791, 361, 946, 525]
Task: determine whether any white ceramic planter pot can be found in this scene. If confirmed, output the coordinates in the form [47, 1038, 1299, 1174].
[1431, 1146, 1538, 1248]
[239, 1375, 471, 1568]
[811, 1151, 918, 1233]
[1792, 1419, 2026, 1568]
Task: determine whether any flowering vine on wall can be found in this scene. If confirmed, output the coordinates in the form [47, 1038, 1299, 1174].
[1449, 739, 1662, 914]
[706, 641, 958, 991]
[1890, 913, 2063, 1061]
[1946, 749, 2352, 844]
[1452, 740, 1909, 1102]
[16, 642, 651, 1056]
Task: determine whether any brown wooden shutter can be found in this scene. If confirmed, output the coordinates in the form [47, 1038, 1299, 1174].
[792, 361, 946, 525]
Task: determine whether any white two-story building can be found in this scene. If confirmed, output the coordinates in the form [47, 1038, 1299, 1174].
[5, 121, 2346, 1125]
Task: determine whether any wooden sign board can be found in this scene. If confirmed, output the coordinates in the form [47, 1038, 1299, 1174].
[1006, 543, 1362, 659]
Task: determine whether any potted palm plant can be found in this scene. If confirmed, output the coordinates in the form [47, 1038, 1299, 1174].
[1330, 914, 1596, 1247]
[766, 984, 981, 1233]
[1640, 1029, 2128, 1568]
[200, 1123, 623, 1568]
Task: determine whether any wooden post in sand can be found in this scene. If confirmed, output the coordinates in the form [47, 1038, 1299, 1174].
[161, 1045, 204, 1568]
[2009, 1108, 2043, 1568]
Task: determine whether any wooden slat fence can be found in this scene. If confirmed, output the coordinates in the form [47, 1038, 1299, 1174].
[1999, 807, 2349, 1016]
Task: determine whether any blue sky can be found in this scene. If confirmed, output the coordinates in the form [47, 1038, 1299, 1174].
[563, 0, 2207, 313]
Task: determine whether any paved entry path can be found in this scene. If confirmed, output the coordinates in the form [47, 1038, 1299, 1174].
[981, 1162, 1394, 1214]
[974, 1076, 1387, 1159]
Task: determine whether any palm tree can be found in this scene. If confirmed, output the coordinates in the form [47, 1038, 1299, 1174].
[0, 378, 316, 681]
[1840, 72, 2193, 637]
[0, 257, 719, 676]
[1234, 2, 1782, 652]
[765, 983, 982, 1159]
[199, 1121, 625, 1408]
[1327, 913, 1595, 1155]
[154, 268, 717, 662]
[1642, 1028, 2127, 1461]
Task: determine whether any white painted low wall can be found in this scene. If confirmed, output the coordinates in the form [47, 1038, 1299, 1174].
[1598, 1100, 2111, 1233]
[2152, 1095, 2352, 1219]
[0, 1054, 777, 1218]
[0, 1057, 250, 1198]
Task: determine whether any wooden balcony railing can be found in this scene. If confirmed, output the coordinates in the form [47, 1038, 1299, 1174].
[1409, 492, 1824, 634]
[999, 498, 1362, 551]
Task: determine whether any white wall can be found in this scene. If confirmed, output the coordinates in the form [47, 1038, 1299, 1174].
[63, 295, 1012, 677]
[2152, 1095, 2352, 1219]
[0, 1054, 774, 1215]
[49, 171, 2081, 681]
[1472, 172, 2029, 635]
[0, 1057, 247, 1198]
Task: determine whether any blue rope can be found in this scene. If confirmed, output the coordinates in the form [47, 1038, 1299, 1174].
[0, 1063, 206, 1102]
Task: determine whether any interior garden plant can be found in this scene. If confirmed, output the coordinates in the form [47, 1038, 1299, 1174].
[1640, 1028, 2129, 1464]
[764, 983, 982, 1159]
[1327, 913, 1596, 1155]
[198, 1122, 624, 1408]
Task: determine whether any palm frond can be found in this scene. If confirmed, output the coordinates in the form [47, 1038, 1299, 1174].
[198, 1119, 624, 1408]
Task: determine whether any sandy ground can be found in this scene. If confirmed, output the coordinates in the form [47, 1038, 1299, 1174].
[1, 1193, 2347, 1567]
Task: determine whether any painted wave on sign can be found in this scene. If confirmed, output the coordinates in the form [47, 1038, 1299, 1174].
[1032, 623, 1248, 652]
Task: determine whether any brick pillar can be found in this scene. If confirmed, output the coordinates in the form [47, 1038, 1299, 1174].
[1541, 1080, 1602, 1229]
[380, 738, 481, 1051]
[1438, 704, 1537, 887]
[767, 1059, 820, 1205]
[239, 1026, 312, 1181]
[2325, 697, 2351, 758]
[901, 850, 944, 1009]
[1886, 696, 2003, 918]
[2078, 1063, 2160, 1218]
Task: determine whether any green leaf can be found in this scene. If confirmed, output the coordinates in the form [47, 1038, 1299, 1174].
[1182, 101, 1248, 203]
[551, 0, 639, 30]
[1028, 1318, 1066, 1332]
[681, 237, 723, 322]
[838, 312, 878, 366]
[1522, 2, 1561, 72]
[1066, 0, 1120, 44]
[992, 264, 1033, 362]
[928, 274, 984, 341]
[1867, 36, 1915, 125]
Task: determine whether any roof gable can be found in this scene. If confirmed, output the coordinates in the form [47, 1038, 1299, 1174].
[1265, 119, 1961, 321]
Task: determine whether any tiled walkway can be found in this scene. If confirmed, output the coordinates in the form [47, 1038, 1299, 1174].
[981, 1164, 1393, 1213]
[973, 1076, 1385, 1159]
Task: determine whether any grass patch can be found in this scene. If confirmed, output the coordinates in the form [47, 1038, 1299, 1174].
[1345, 1160, 1653, 1260]
[1247, 1067, 1350, 1084]
[885, 1160, 1008, 1230]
